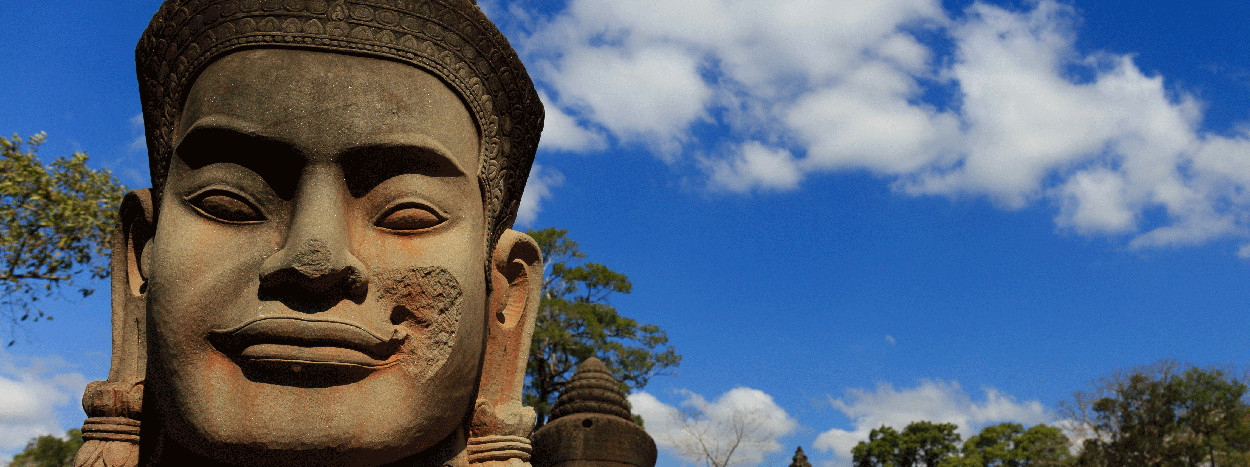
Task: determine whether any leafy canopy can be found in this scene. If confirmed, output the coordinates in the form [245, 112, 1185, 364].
[853, 421, 961, 467]
[0, 133, 125, 343]
[945, 422, 1072, 467]
[10, 429, 83, 467]
[1065, 361, 1250, 467]
[852, 421, 1072, 467]
[523, 228, 681, 426]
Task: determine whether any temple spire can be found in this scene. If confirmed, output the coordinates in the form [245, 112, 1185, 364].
[790, 446, 812, 467]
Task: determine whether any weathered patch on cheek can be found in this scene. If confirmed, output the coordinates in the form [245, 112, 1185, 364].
[377, 266, 463, 379]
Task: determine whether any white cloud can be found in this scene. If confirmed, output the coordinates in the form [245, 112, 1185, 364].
[885, 335, 896, 345]
[707, 141, 802, 192]
[631, 387, 798, 466]
[517, 164, 564, 226]
[814, 380, 1052, 464]
[519, 0, 1250, 252]
[0, 351, 89, 458]
[1055, 168, 1136, 234]
[537, 92, 607, 153]
[127, 113, 146, 154]
[542, 45, 710, 155]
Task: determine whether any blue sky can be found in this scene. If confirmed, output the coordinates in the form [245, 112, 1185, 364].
[1, 0, 1249, 465]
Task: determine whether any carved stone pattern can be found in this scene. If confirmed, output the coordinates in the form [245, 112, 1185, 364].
[466, 435, 531, 464]
[81, 417, 142, 443]
[548, 360, 633, 421]
[136, 0, 543, 249]
[75, 381, 144, 466]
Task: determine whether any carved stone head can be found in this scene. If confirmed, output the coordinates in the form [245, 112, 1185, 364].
[76, 1, 545, 466]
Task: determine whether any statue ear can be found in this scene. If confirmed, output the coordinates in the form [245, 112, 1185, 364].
[76, 189, 155, 467]
[473, 229, 543, 440]
[120, 189, 156, 299]
[103, 188, 155, 384]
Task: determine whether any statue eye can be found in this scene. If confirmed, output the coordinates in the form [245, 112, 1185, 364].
[375, 203, 446, 232]
[187, 189, 265, 224]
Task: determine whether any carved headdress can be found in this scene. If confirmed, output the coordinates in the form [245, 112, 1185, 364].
[135, 0, 544, 246]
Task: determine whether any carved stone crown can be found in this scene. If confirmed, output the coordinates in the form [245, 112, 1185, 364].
[136, 0, 544, 246]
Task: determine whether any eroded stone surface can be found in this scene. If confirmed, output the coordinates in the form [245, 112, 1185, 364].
[378, 266, 464, 380]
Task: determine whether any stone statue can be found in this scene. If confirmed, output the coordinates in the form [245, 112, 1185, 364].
[74, 0, 547, 465]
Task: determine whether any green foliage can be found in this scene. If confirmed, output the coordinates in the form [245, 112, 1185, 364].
[952, 422, 1024, 466]
[1067, 362, 1250, 466]
[523, 228, 681, 426]
[853, 421, 1072, 467]
[0, 133, 125, 343]
[947, 423, 1072, 467]
[855, 425, 904, 467]
[853, 422, 961, 467]
[10, 429, 83, 467]
[1015, 424, 1075, 466]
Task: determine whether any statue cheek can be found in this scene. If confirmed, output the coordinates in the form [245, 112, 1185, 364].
[376, 266, 465, 380]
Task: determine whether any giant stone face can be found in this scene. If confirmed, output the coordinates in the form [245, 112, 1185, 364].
[145, 48, 488, 465]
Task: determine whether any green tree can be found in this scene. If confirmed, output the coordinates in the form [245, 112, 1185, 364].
[951, 423, 1024, 467]
[10, 429, 83, 467]
[0, 133, 125, 344]
[855, 425, 904, 467]
[1015, 424, 1075, 466]
[903, 422, 962, 467]
[853, 422, 962, 467]
[856, 422, 1072, 467]
[523, 228, 681, 426]
[948, 422, 1072, 467]
[1065, 361, 1250, 466]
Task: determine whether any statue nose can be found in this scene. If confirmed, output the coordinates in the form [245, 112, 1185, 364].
[259, 169, 369, 307]
[259, 237, 369, 304]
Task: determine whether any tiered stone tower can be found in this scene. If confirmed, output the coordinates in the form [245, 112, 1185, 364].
[790, 446, 812, 467]
[530, 358, 657, 466]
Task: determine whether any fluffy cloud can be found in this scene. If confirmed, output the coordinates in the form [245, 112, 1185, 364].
[0, 352, 89, 459]
[631, 387, 798, 466]
[517, 164, 564, 226]
[515, 0, 1250, 252]
[814, 380, 1053, 464]
[707, 141, 802, 192]
[537, 92, 607, 153]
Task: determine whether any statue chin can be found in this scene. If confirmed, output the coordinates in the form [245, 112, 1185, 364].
[151, 324, 485, 465]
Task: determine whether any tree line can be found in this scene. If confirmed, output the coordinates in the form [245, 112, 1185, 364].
[852, 363, 1250, 467]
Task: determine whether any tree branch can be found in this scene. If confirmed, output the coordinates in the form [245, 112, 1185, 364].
[0, 273, 71, 282]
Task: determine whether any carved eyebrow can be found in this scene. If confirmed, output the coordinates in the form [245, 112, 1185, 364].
[174, 121, 303, 198]
[340, 135, 469, 198]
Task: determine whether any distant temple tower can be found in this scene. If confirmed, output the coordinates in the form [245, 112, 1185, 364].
[530, 358, 657, 466]
[790, 446, 812, 467]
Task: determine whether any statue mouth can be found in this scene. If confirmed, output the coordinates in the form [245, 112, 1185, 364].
[208, 317, 406, 373]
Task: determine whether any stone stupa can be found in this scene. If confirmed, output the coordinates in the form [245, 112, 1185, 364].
[790, 446, 812, 467]
[530, 358, 657, 466]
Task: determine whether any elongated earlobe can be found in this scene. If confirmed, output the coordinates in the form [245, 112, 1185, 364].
[76, 189, 155, 467]
[469, 229, 543, 465]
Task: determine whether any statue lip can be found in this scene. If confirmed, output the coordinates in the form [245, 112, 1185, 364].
[208, 317, 405, 370]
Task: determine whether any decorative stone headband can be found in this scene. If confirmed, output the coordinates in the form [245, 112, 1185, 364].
[136, 0, 544, 244]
